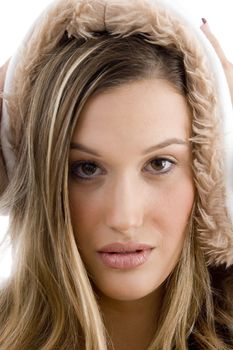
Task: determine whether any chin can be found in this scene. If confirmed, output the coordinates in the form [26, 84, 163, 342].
[90, 273, 164, 302]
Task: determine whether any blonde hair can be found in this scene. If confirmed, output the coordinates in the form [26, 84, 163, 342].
[0, 33, 233, 349]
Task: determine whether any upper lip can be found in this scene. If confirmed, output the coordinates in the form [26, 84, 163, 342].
[98, 242, 154, 253]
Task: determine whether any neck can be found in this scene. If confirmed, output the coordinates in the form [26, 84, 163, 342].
[96, 287, 164, 350]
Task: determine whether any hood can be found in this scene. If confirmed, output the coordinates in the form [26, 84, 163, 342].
[1, 0, 233, 266]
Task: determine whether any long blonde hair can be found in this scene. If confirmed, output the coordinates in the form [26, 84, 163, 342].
[0, 33, 232, 349]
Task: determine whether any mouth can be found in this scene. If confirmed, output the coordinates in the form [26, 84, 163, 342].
[98, 246, 153, 270]
[108, 249, 144, 254]
[98, 242, 154, 254]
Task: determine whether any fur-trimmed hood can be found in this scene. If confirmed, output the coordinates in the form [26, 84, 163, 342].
[1, 0, 233, 266]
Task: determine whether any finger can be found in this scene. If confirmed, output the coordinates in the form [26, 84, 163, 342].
[200, 19, 229, 67]
[0, 59, 11, 120]
[0, 58, 10, 92]
[0, 60, 11, 189]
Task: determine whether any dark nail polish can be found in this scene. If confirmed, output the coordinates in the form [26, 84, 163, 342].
[201, 18, 207, 24]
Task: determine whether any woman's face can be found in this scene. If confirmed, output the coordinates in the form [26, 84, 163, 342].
[68, 79, 195, 301]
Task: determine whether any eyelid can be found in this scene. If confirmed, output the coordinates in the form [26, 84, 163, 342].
[70, 153, 177, 167]
[143, 156, 177, 175]
[69, 159, 105, 181]
[145, 154, 177, 165]
[69, 156, 177, 182]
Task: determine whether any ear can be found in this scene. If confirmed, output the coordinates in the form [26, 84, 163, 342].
[0, 60, 10, 195]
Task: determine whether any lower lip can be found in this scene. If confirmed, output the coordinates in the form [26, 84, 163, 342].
[98, 249, 152, 269]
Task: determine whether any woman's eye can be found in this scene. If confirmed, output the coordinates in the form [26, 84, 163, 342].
[70, 157, 176, 182]
[145, 158, 176, 175]
[70, 161, 102, 181]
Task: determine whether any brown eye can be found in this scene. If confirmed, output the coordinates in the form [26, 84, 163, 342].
[80, 162, 98, 176]
[145, 158, 176, 175]
[70, 161, 103, 181]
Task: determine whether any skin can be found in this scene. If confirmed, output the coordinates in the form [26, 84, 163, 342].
[69, 79, 195, 349]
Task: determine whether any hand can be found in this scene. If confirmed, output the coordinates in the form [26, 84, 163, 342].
[200, 18, 233, 105]
[0, 59, 10, 192]
[0, 59, 10, 117]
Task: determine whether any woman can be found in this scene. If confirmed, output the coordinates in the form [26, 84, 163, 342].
[0, 0, 233, 349]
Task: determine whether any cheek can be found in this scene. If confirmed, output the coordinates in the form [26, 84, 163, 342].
[68, 186, 103, 246]
[149, 175, 195, 258]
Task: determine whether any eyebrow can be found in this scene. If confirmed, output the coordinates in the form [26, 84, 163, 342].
[70, 138, 189, 157]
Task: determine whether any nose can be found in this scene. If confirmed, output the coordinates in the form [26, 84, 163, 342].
[105, 175, 144, 234]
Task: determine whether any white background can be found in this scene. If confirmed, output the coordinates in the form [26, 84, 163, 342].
[0, 0, 233, 282]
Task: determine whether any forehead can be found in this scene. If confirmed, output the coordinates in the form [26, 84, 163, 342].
[72, 79, 192, 149]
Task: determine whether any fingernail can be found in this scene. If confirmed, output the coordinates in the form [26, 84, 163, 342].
[201, 18, 207, 24]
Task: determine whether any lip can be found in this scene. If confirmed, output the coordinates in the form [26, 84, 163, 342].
[98, 242, 154, 253]
[97, 242, 154, 270]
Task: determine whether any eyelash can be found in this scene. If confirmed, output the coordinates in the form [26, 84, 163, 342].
[69, 157, 177, 182]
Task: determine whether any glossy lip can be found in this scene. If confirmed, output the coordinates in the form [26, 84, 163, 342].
[97, 242, 154, 270]
[98, 242, 154, 253]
